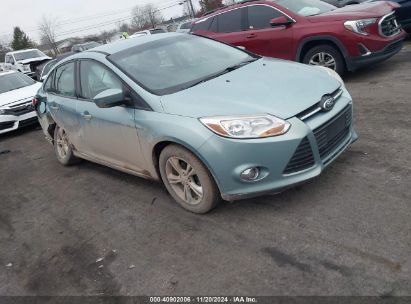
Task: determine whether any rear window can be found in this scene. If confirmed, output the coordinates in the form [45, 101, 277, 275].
[180, 22, 193, 30]
[150, 29, 166, 34]
[191, 17, 213, 32]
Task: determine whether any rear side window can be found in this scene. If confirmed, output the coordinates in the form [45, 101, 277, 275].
[191, 17, 213, 31]
[247, 5, 283, 29]
[54, 62, 76, 97]
[217, 8, 244, 33]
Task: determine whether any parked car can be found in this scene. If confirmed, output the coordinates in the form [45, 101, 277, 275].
[191, 0, 407, 75]
[0, 71, 42, 134]
[4, 49, 51, 80]
[71, 41, 101, 53]
[130, 28, 166, 38]
[34, 33, 358, 213]
[176, 20, 196, 33]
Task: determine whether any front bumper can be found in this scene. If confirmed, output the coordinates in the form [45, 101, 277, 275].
[349, 38, 405, 71]
[197, 89, 358, 201]
[0, 111, 38, 135]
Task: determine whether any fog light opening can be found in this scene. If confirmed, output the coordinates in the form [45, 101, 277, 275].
[240, 167, 260, 181]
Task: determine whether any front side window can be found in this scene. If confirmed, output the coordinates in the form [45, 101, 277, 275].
[273, 0, 335, 16]
[0, 72, 36, 94]
[247, 5, 283, 29]
[54, 62, 76, 97]
[80, 61, 123, 100]
[108, 35, 257, 95]
[5, 55, 14, 64]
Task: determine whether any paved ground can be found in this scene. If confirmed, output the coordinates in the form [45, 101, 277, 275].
[0, 41, 410, 296]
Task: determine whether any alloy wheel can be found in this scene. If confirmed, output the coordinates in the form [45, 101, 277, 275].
[56, 127, 69, 159]
[165, 157, 203, 205]
[308, 52, 337, 71]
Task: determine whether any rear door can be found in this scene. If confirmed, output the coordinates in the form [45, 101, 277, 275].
[243, 4, 294, 60]
[47, 61, 82, 148]
[76, 59, 146, 171]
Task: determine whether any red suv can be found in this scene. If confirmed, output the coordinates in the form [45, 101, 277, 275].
[191, 0, 407, 75]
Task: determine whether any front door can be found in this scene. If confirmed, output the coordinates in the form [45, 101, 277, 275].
[76, 60, 145, 172]
[242, 4, 294, 60]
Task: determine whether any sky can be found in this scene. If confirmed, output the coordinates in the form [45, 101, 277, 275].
[0, 0, 200, 45]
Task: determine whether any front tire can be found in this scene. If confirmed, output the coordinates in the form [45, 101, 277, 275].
[54, 125, 79, 166]
[303, 44, 345, 76]
[159, 145, 220, 214]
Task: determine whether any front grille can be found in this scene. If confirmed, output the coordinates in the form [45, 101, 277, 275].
[383, 40, 403, 55]
[0, 121, 15, 130]
[296, 88, 343, 121]
[3, 103, 34, 116]
[313, 105, 352, 160]
[283, 137, 315, 175]
[380, 13, 401, 37]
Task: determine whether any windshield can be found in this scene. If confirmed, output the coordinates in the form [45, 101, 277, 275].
[42, 60, 57, 77]
[108, 35, 257, 95]
[180, 22, 193, 29]
[14, 50, 46, 62]
[0, 73, 36, 94]
[273, 0, 336, 16]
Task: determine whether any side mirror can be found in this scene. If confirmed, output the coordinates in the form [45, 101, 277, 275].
[94, 89, 125, 108]
[270, 16, 293, 27]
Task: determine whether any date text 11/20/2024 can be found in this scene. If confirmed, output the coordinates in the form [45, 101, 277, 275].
[149, 297, 258, 303]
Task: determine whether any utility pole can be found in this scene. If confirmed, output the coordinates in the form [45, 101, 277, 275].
[187, 0, 195, 19]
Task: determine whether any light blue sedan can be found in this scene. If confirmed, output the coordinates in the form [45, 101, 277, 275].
[34, 33, 358, 213]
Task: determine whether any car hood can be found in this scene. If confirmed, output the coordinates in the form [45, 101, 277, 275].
[160, 58, 341, 119]
[308, 1, 399, 22]
[0, 82, 42, 107]
[17, 56, 51, 65]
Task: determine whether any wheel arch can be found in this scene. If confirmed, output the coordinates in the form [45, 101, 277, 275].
[152, 139, 223, 193]
[296, 36, 352, 71]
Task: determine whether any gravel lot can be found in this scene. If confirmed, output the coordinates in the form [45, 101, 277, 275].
[0, 40, 410, 296]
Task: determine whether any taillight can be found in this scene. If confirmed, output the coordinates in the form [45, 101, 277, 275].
[32, 97, 39, 107]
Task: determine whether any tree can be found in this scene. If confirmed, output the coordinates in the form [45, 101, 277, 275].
[39, 16, 59, 56]
[11, 27, 34, 50]
[131, 4, 164, 31]
[199, 0, 224, 14]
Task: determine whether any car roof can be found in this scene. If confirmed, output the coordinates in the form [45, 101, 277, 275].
[88, 32, 182, 55]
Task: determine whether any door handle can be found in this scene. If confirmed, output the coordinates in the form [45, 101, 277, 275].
[49, 105, 59, 110]
[246, 33, 257, 39]
[82, 112, 92, 120]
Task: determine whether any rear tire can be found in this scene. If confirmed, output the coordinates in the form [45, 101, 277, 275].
[303, 44, 345, 76]
[53, 125, 79, 166]
[159, 145, 220, 214]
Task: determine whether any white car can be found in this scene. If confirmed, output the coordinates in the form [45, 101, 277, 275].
[130, 28, 166, 38]
[0, 71, 42, 134]
[4, 49, 51, 79]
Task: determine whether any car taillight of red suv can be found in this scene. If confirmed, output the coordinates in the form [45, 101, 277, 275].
[191, 0, 407, 75]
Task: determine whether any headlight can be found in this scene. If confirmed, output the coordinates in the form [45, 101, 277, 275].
[200, 114, 291, 139]
[344, 18, 377, 36]
[316, 66, 344, 84]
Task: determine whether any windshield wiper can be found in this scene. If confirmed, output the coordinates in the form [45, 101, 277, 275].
[185, 58, 259, 90]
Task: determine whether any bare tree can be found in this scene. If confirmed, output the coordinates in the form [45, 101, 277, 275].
[39, 16, 59, 56]
[131, 4, 164, 31]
